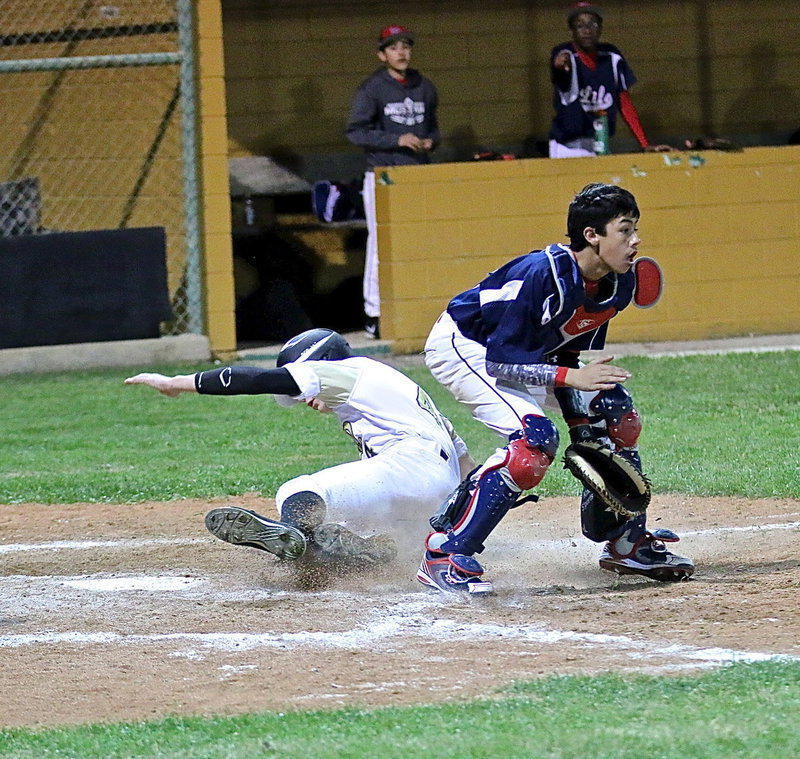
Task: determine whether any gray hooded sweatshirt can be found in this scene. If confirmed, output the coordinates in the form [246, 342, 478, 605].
[345, 67, 440, 169]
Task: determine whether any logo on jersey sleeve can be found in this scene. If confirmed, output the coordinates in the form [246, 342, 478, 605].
[385, 97, 426, 126]
[561, 305, 616, 336]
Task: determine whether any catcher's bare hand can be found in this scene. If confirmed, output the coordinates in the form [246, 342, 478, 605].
[124, 372, 187, 397]
[565, 356, 631, 391]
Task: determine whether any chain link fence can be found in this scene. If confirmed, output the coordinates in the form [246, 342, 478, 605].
[0, 0, 202, 335]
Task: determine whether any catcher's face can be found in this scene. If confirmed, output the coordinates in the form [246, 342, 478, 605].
[594, 214, 640, 274]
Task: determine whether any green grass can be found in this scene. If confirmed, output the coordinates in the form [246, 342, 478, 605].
[1, 661, 798, 758]
[0, 351, 797, 503]
[0, 365, 353, 503]
[584, 350, 800, 496]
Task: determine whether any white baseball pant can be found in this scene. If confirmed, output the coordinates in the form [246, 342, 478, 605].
[276, 436, 460, 537]
[424, 311, 598, 439]
[549, 138, 595, 158]
[362, 170, 380, 319]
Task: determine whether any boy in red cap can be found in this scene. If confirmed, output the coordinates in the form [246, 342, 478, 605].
[346, 25, 440, 338]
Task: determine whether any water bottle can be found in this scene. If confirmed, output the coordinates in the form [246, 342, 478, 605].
[244, 196, 255, 226]
[592, 110, 610, 155]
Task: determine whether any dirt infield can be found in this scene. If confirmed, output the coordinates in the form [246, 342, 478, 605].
[1, 494, 798, 728]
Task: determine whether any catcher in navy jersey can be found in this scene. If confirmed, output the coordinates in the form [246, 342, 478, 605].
[416, 183, 694, 594]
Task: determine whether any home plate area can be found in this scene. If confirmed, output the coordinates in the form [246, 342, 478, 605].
[0, 494, 798, 727]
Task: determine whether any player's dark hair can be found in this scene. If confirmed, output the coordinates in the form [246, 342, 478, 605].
[566, 183, 639, 251]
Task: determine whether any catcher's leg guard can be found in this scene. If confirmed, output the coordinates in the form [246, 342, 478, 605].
[429, 468, 479, 534]
[589, 384, 642, 449]
[581, 450, 644, 543]
[509, 414, 560, 485]
[427, 415, 558, 556]
[427, 467, 517, 556]
[579, 447, 646, 542]
[581, 386, 647, 542]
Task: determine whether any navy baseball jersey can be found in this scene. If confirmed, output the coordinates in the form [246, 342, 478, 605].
[549, 42, 637, 144]
[447, 244, 635, 365]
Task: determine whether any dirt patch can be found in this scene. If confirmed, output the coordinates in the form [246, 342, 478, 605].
[1, 494, 798, 727]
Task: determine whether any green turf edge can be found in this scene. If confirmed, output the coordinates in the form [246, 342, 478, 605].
[2, 661, 799, 759]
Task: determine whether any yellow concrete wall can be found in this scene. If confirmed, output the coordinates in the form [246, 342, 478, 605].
[195, 0, 236, 357]
[376, 146, 800, 353]
[221, 0, 800, 160]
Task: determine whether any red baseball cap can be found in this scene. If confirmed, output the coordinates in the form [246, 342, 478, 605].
[377, 24, 415, 50]
[566, 2, 603, 24]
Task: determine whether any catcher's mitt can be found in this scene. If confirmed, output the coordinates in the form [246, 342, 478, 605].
[563, 440, 651, 518]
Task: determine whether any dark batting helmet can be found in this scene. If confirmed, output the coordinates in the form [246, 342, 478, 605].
[276, 329, 352, 368]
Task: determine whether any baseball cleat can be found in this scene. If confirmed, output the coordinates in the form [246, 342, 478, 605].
[416, 551, 494, 594]
[599, 528, 694, 582]
[205, 506, 307, 560]
[311, 523, 397, 565]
